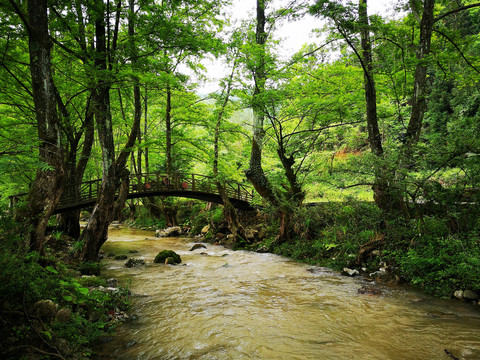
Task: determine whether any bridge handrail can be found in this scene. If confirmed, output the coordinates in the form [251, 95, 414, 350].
[9, 172, 254, 210]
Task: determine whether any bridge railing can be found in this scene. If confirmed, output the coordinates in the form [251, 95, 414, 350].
[9, 172, 254, 210]
[60, 179, 102, 206]
[133, 172, 254, 202]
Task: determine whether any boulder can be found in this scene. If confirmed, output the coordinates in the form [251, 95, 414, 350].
[190, 243, 207, 251]
[156, 226, 182, 238]
[33, 299, 57, 319]
[114, 255, 128, 260]
[463, 290, 479, 301]
[106, 278, 119, 287]
[164, 257, 176, 265]
[201, 225, 210, 235]
[342, 268, 359, 277]
[454, 290, 464, 300]
[125, 258, 145, 268]
[55, 308, 72, 323]
[154, 250, 181, 265]
[256, 246, 269, 253]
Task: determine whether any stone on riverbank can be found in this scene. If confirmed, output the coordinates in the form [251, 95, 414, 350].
[33, 299, 57, 319]
[455, 289, 479, 301]
[55, 307, 72, 323]
[156, 226, 182, 238]
[154, 250, 181, 265]
[342, 268, 359, 277]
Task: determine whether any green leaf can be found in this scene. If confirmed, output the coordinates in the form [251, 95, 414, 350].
[78, 287, 89, 296]
[45, 265, 58, 274]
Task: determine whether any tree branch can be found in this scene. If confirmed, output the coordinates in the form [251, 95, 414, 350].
[433, 29, 480, 75]
[434, 3, 480, 23]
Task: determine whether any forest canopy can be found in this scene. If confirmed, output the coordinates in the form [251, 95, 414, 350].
[0, 0, 479, 256]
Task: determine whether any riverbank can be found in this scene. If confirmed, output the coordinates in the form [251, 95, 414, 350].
[251, 201, 480, 302]
[0, 213, 130, 360]
[158, 199, 480, 302]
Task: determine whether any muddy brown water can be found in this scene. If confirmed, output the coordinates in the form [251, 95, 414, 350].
[96, 227, 480, 359]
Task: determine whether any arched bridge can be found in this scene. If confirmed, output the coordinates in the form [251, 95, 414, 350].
[10, 172, 255, 213]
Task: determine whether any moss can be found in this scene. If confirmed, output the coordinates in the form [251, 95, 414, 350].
[154, 250, 181, 264]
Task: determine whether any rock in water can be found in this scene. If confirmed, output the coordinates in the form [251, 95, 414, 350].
[154, 250, 181, 264]
[358, 285, 382, 296]
[189, 243, 207, 251]
[164, 257, 176, 265]
[125, 258, 146, 268]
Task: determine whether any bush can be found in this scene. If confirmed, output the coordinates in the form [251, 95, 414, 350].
[0, 209, 130, 358]
[393, 233, 480, 297]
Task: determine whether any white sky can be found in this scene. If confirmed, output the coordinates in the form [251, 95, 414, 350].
[196, 0, 400, 94]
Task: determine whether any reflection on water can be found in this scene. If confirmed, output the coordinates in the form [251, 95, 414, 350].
[96, 227, 480, 359]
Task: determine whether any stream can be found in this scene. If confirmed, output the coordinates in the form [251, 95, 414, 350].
[96, 226, 480, 359]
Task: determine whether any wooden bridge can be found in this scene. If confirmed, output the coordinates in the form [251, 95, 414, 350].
[10, 172, 255, 213]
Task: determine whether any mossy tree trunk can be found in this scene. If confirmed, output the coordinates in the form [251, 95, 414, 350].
[11, 0, 66, 253]
[77, 0, 141, 261]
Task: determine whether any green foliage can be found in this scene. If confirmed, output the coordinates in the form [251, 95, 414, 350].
[178, 201, 224, 234]
[391, 232, 480, 298]
[131, 205, 166, 229]
[78, 261, 101, 276]
[0, 209, 130, 357]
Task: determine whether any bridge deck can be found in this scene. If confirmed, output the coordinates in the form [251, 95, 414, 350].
[10, 172, 255, 213]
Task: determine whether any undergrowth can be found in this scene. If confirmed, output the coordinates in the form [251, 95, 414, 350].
[0, 208, 130, 359]
[265, 201, 480, 299]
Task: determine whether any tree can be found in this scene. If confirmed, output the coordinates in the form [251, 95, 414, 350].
[76, 0, 141, 261]
[245, 0, 280, 207]
[8, 0, 65, 253]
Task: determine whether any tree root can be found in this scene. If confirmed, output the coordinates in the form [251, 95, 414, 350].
[1, 345, 66, 360]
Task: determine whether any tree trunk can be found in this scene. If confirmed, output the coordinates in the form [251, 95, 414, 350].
[77, 0, 142, 261]
[165, 80, 173, 175]
[406, 0, 435, 143]
[212, 51, 245, 240]
[58, 95, 95, 238]
[144, 86, 150, 173]
[13, 0, 65, 253]
[160, 198, 178, 227]
[359, 0, 404, 212]
[245, 0, 279, 207]
[76, 1, 118, 261]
